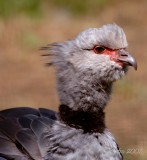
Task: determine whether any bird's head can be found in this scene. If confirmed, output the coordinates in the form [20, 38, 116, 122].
[43, 24, 137, 109]
[72, 24, 137, 82]
[48, 24, 137, 83]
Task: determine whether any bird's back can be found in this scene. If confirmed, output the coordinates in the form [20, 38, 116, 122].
[0, 107, 57, 160]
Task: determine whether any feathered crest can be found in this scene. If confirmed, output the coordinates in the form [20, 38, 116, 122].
[40, 42, 68, 67]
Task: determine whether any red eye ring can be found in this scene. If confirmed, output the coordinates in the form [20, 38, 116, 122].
[93, 46, 106, 54]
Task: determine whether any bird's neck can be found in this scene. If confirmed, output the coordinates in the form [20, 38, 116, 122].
[58, 75, 112, 111]
[59, 104, 105, 133]
[58, 78, 112, 133]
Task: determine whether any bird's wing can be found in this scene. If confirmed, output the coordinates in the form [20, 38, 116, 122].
[0, 107, 57, 160]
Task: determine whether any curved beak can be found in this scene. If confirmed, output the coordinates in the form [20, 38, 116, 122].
[116, 49, 137, 70]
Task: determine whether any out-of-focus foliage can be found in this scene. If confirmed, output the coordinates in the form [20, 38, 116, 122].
[0, 0, 41, 18]
[0, 0, 113, 18]
[49, 0, 110, 15]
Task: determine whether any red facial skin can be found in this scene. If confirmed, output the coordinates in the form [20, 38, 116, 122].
[93, 46, 124, 67]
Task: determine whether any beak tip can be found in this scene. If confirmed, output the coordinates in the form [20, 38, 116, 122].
[131, 58, 138, 71]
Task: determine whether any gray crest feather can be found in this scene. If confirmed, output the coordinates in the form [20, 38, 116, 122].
[74, 23, 128, 50]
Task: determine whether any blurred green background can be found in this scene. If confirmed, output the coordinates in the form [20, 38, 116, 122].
[0, 0, 147, 159]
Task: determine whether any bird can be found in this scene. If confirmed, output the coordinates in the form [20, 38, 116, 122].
[0, 24, 137, 160]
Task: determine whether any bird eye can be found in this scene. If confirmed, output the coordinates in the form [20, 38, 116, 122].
[93, 46, 105, 54]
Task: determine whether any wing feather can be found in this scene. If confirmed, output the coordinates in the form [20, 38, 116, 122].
[0, 107, 57, 159]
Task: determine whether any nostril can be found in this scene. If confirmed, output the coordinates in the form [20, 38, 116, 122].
[118, 49, 129, 57]
[120, 54, 128, 57]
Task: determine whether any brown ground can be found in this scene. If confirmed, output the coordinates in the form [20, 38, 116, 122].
[0, 1, 147, 159]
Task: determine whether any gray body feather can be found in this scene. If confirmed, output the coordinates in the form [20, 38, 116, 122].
[0, 24, 136, 160]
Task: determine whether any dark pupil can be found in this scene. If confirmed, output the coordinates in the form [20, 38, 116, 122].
[95, 47, 105, 53]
